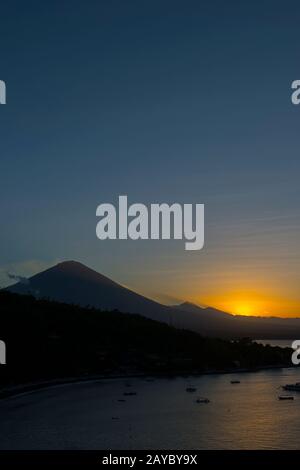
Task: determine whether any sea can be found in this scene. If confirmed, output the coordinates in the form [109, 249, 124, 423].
[1, 351, 300, 449]
[254, 339, 294, 348]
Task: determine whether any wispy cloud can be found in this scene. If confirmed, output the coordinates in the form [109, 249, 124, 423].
[0, 259, 60, 288]
[6, 273, 29, 285]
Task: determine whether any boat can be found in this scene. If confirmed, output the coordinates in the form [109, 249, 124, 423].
[282, 382, 300, 392]
[123, 392, 137, 396]
[278, 396, 294, 401]
[186, 387, 197, 392]
[230, 380, 240, 384]
[196, 398, 210, 404]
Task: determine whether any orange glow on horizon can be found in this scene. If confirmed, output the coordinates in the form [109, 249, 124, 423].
[192, 291, 300, 318]
[134, 269, 300, 318]
[232, 302, 255, 316]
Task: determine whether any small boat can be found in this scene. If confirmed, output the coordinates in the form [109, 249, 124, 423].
[283, 382, 300, 392]
[196, 398, 210, 404]
[123, 391, 137, 396]
[278, 395, 294, 401]
[186, 387, 197, 393]
[118, 399, 126, 402]
[231, 380, 240, 384]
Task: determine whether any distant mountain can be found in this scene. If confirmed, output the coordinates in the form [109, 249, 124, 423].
[175, 302, 234, 319]
[174, 301, 300, 339]
[6, 261, 300, 339]
[6, 261, 171, 321]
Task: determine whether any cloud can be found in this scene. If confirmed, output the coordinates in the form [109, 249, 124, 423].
[6, 273, 30, 285]
[0, 259, 61, 288]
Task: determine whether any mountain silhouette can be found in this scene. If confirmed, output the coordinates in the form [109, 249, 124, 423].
[7, 261, 171, 321]
[6, 260, 300, 339]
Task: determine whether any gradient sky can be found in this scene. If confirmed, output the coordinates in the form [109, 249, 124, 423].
[1, 1, 300, 316]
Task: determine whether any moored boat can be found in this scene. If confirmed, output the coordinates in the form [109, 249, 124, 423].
[283, 382, 300, 392]
[196, 397, 210, 404]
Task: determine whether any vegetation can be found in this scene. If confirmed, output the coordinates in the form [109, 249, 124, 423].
[0, 291, 292, 388]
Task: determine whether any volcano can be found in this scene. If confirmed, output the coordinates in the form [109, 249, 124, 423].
[7, 261, 172, 321]
[6, 260, 300, 339]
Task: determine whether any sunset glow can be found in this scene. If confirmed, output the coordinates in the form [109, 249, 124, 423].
[195, 292, 300, 318]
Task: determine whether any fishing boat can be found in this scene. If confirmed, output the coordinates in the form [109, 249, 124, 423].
[196, 397, 210, 404]
[186, 387, 197, 392]
[230, 380, 240, 384]
[278, 395, 294, 400]
[123, 391, 137, 396]
[282, 382, 300, 392]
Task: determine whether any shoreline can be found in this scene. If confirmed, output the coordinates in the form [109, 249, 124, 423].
[0, 363, 293, 401]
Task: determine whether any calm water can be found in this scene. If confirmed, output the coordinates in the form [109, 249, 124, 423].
[255, 339, 293, 348]
[1, 367, 300, 449]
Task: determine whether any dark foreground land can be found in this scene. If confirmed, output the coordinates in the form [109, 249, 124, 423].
[0, 291, 292, 389]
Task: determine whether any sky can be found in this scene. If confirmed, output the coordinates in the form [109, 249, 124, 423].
[0, 0, 300, 316]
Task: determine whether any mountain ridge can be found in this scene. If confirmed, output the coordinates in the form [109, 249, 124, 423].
[6, 260, 300, 339]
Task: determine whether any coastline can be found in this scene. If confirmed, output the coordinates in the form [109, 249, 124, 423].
[0, 363, 293, 401]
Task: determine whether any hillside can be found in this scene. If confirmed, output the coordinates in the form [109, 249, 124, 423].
[0, 291, 292, 388]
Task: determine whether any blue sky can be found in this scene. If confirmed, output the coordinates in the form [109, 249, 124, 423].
[0, 1, 300, 315]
